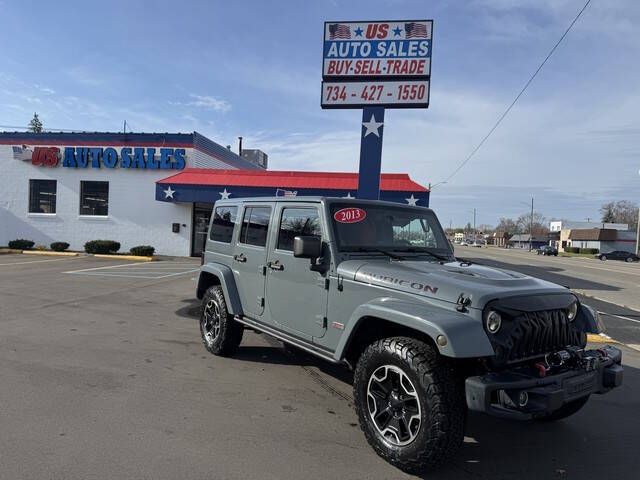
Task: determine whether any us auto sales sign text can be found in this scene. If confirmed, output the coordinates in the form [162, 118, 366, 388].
[321, 20, 433, 109]
[322, 21, 432, 79]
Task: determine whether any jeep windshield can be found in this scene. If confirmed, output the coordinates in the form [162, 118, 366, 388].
[330, 203, 453, 260]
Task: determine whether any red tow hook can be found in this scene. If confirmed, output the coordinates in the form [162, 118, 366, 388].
[535, 362, 548, 378]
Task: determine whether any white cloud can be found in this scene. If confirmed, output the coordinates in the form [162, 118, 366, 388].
[171, 94, 231, 113]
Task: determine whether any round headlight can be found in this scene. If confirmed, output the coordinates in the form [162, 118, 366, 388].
[567, 301, 578, 321]
[485, 310, 502, 334]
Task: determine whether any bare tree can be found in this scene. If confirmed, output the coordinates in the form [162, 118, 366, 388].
[496, 217, 517, 234]
[600, 200, 638, 230]
[516, 211, 547, 235]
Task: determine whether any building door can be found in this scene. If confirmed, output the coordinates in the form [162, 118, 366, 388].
[192, 203, 213, 257]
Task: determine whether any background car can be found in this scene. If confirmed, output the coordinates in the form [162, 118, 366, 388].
[595, 251, 639, 262]
[537, 245, 558, 256]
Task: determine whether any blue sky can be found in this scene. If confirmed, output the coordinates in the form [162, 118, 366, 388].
[1, 0, 638, 227]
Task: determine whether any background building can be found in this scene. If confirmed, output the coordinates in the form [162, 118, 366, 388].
[0, 131, 262, 256]
[568, 229, 637, 253]
[1, 131, 430, 256]
[550, 220, 630, 252]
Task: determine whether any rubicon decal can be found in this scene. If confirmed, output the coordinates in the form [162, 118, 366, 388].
[359, 271, 439, 295]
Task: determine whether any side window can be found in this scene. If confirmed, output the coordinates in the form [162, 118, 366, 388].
[210, 206, 237, 243]
[277, 208, 322, 251]
[239, 206, 271, 247]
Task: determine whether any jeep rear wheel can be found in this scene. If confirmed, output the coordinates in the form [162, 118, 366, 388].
[353, 337, 465, 473]
[200, 286, 243, 357]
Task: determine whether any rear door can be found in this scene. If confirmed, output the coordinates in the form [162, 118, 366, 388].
[265, 203, 328, 340]
[231, 204, 272, 319]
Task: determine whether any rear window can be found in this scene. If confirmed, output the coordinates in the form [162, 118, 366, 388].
[210, 206, 238, 243]
[239, 206, 272, 247]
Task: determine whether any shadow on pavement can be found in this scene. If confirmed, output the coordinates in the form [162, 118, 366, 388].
[463, 256, 621, 292]
[177, 298, 638, 479]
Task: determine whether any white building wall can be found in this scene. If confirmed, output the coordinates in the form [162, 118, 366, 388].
[550, 220, 629, 231]
[0, 145, 194, 256]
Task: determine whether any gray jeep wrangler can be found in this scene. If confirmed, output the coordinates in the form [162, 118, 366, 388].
[196, 197, 623, 472]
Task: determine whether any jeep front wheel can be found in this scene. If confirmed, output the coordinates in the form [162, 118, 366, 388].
[353, 337, 465, 473]
[200, 286, 243, 357]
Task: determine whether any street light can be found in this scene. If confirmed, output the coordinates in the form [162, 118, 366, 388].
[428, 181, 448, 190]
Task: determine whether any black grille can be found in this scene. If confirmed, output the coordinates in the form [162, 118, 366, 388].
[490, 309, 586, 365]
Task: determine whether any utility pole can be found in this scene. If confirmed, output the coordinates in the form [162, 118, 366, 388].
[123, 120, 127, 134]
[473, 208, 477, 244]
[529, 197, 534, 252]
[636, 206, 640, 255]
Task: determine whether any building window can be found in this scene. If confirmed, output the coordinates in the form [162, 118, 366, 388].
[80, 181, 109, 216]
[277, 208, 322, 251]
[239, 206, 271, 247]
[29, 179, 57, 213]
[210, 206, 238, 243]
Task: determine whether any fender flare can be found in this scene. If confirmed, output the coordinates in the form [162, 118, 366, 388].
[334, 297, 495, 360]
[197, 263, 243, 315]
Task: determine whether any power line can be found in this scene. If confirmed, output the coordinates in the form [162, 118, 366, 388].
[0, 123, 80, 132]
[439, 0, 592, 185]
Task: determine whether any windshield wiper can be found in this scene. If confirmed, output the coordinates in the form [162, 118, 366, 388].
[395, 247, 452, 262]
[352, 247, 407, 260]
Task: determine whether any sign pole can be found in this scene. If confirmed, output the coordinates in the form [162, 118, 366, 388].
[357, 106, 385, 200]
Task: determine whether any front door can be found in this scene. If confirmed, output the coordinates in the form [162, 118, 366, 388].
[192, 202, 213, 257]
[231, 205, 272, 319]
[265, 204, 328, 340]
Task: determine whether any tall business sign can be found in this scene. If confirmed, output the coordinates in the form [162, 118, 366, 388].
[321, 20, 433, 199]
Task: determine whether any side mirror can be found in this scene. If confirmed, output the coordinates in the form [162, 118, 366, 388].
[293, 236, 322, 259]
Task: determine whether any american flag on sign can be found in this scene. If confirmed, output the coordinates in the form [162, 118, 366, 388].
[276, 189, 298, 197]
[328, 23, 351, 39]
[405, 22, 428, 38]
[12, 145, 33, 161]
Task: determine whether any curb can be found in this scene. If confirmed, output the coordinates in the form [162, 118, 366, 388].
[22, 250, 80, 257]
[93, 254, 154, 262]
[586, 333, 617, 344]
[0, 249, 23, 255]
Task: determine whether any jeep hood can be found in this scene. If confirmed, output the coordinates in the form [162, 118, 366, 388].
[337, 258, 568, 309]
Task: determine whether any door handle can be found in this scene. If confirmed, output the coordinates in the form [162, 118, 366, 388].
[267, 260, 284, 271]
[233, 253, 247, 263]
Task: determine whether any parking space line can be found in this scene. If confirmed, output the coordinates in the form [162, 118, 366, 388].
[0, 257, 78, 266]
[67, 272, 164, 279]
[155, 269, 200, 278]
[64, 261, 200, 279]
[599, 311, 640, 325]
[64, 262, 142, 273]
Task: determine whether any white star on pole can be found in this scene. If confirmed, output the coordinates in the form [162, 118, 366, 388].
[163, 186, 175, 199]
[343, 192, 354, 199]
[405, 194, 419, 206]
[219, 188, 231, 199]
[362, 114, 383, 138]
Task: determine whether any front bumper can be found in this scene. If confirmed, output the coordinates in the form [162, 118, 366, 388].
[465, 345, 623, 419]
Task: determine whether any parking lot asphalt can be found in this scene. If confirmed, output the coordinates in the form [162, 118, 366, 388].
[1, 253, 639, 480]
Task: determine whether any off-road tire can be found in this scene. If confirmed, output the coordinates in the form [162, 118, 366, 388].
[536, 395, 590, 422]
[353, 337, 465, 473]
[200, 286, 243, 356]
